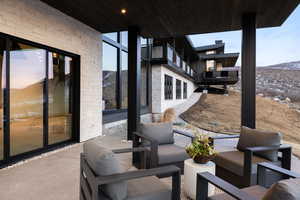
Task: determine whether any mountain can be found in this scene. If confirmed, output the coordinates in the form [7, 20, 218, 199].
[259, 61, 300, 70]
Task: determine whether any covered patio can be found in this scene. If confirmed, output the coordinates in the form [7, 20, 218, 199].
[0, 0, 299, 199]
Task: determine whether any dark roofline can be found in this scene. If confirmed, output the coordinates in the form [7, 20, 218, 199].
[194, 43, 225, 52]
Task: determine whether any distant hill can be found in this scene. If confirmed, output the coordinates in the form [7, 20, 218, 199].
[259, 61, 300, 70]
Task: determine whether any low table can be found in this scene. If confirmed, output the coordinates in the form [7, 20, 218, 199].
[184, 159, 215, 199]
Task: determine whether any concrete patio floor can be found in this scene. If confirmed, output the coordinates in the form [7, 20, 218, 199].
[0, 134, 300, 200]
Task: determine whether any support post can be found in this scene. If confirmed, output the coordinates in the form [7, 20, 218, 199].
[127, 27, 141, 140]
[241, 13, 256, 129]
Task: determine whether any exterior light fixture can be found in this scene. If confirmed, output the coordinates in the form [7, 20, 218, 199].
[121, 8, 127, 15]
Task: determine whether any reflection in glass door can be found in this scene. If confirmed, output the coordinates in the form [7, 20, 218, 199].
[0, 38, 5, 160]
[9, 42, 45, 156]
[48, 52, 73, 144]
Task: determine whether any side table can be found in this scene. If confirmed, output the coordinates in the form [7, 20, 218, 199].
[184, 159, 215, 199]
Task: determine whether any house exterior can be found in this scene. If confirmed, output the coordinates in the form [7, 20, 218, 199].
[0, 0, 298, 167]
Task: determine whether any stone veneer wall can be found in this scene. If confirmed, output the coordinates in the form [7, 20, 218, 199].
[0, 0, 102, 142]
[151, 65, 198, 113]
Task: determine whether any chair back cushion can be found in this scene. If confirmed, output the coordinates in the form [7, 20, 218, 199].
[262, 178, 300, 200]
[237, 126, 281, 161]
[140, 122, 174, 145]
[83, 140, 127, 200]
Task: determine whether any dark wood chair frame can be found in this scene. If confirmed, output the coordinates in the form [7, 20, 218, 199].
[196, 162, 300, 200]
[80, 147, 181, 200]
[133, 129, 194, 172]
[211, 135, 292, 187]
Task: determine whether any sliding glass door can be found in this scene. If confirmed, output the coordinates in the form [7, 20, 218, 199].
[10, 42, 45, 156]
[0, 33, 79, 165]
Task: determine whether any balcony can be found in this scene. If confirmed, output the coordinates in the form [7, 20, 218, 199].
[196, 70, 239, 85]
[150, 42, 196, 80]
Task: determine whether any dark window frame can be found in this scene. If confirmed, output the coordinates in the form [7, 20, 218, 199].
[176, 79, 182, 99]
[0, 32, 80, 168]
[183, 82, 187, 99]
[164, 74, 173, 100]
[102, 32, 151, 119]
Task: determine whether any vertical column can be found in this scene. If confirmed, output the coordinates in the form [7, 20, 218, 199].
[241, 13, 256, 128]
[127, 26, 141, 140]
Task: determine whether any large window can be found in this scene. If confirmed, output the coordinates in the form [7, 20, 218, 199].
[176, 79, 182, 99]
[0, 33, 79, 164]
[103, 42, 118, 110]
[183, 82, 187, 99]
[102, 32, 151, 115]
[164, 75, 173, 100]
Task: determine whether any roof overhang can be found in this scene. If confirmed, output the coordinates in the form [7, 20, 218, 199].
[41, 0, 299, 38]
[199, 53, 240, 67]
[195, 43, 225, 53]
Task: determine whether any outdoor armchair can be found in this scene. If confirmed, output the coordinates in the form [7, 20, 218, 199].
[196, 162, 300, 200]
[132, 122, 194, 173]
[80, 140, 181, 200]
[211, 126, 292, 188]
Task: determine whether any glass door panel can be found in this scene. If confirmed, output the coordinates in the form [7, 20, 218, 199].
[10, 42, 45, 156]
[48, 52, 73, 144]
[0, 38, 5, 160]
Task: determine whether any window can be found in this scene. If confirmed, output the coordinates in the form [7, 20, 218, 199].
[103, 42, 118, 110]
[164, 75, 173, 100]
[183, 82, 187, 99]
[0, 33, 79, 162]
[176, 79, 182, 99]
[102, 32, 151, 114]
[121, 51, 128, 109]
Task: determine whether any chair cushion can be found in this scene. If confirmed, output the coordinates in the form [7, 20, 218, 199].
[140, 122, 174, 146]
[83, 140, 127, 200]
[208, 185, 267, 200]
[157, 144, 189, 165]
[126, 176, 172, 200]
[214, 150, 280, 177]
[262, 178, 300, 200]
[237, 126, 282, 161]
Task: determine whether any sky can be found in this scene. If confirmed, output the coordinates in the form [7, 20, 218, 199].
[189, 5, 300, 67]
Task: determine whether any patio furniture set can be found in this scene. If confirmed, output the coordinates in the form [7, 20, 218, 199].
[80, 122, 297, 200]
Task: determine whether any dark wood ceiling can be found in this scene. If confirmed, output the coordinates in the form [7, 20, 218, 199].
[41, 0, 299, 38]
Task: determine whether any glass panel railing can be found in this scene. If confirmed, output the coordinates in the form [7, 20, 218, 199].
[176, 54, 181, 67]
[167, 45, 173, 62]
[152, 46, 163, 59]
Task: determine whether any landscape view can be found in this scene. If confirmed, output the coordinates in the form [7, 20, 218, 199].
[181, 60, 300, 156]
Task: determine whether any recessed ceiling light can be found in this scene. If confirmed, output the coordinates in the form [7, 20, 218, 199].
[121, 8, 127, 15]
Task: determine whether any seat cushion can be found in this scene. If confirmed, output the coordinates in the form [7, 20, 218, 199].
[237, 126, 282, 161]
[208, 185, 267, 200]
[214, 150, 280, 177]
[158, 144, 189, 165]
[140, 122, 174, 146]
[83, 140, 127, 200]
[262, 178, 300, 200]
[126, 176, 172, 200]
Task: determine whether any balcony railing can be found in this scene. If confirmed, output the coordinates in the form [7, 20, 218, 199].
[196, 70, 239, 85]
[151, 42, 196, 79]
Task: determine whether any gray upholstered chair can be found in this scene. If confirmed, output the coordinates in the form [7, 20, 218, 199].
[80, 140, 181, 200]
[196, 162, 300, 200]
[133, 122, 194, 173]
[211, 126, 292, 188]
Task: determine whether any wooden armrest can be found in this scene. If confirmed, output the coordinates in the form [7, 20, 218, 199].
[258, 162, 300, 179]
[197, 172, 257, 200]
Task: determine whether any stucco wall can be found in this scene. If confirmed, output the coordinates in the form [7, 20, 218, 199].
[0, 0, 102, 142]
[151, 65, 198, 113]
